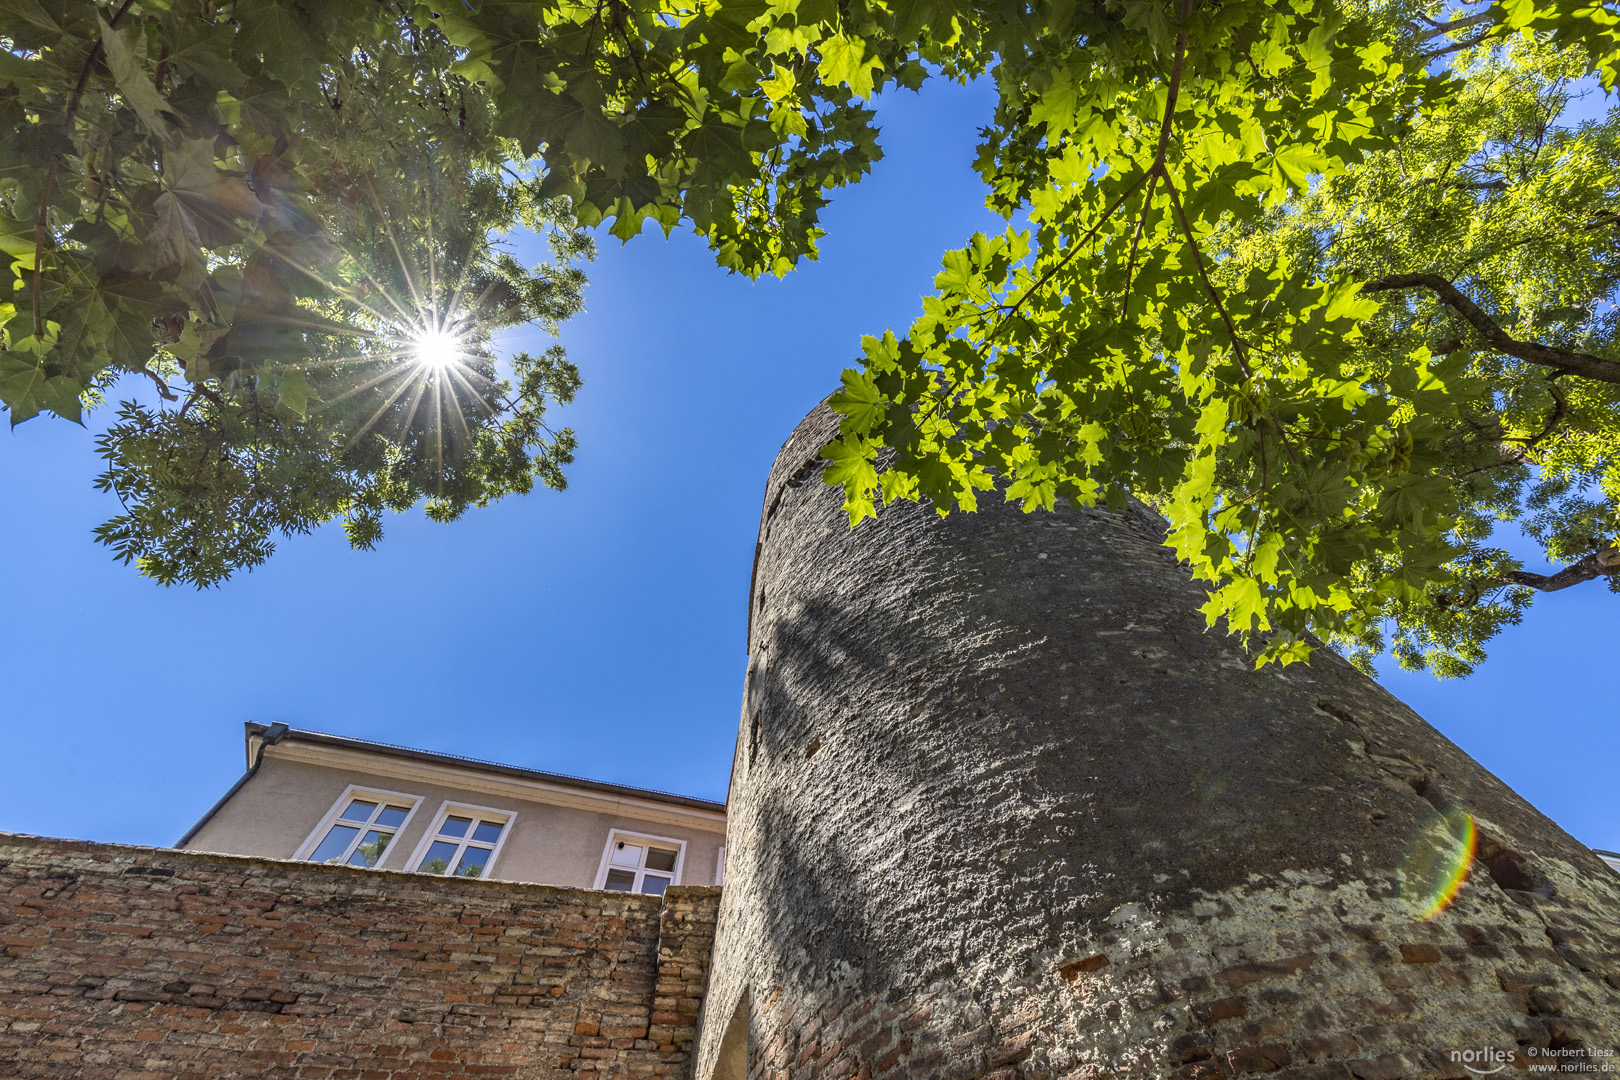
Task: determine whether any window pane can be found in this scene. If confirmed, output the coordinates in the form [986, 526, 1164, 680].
[348, 830, 392, 868]
[604, 869, 635, 891]
[439, 816, 472, 838]
[609, 842, 642, 868]
[340, 800, 377, 823]
[471, 821, 504, 844]
[645, 847, 677, 872]
[375, 806, 409, 829]
[455, 847, 492, 878]
[640, 874, 670, 896]
[418, 840, 460, 875]
[310, 824, 360, 864]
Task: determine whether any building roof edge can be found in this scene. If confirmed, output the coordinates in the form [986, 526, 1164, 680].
[244, 723, 727, 815]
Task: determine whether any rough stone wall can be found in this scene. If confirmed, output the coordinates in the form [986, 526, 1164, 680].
[0, 833, 720, 1079]
[695, 403, 1620, 1080]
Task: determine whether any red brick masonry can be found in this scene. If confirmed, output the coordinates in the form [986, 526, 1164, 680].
[0, 833, 719, 1079]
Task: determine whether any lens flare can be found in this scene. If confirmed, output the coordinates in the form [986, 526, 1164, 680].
[1399, 808, 1477, 920]
[411, 327, 461, 369]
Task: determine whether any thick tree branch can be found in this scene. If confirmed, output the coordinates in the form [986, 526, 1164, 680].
[1500, 545, 1620, 592]
[1363, 273, 1620, 385]
[1412, 10, 1493, 39]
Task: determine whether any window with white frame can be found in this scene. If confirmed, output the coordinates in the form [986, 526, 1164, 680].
[410, 804, 513, 879]
[596, 831, 685, 895]
[300, 788, 421, 869]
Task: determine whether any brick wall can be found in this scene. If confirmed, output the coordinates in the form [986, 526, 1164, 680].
[0, 833, 719, 1079]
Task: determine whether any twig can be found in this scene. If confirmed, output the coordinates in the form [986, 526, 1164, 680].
[1503, 372, 1567, 447]
[1420, 29, 1494, 62]
[142, 368, 179, 402]
[984, 169, 1153, 344]
[1162, 169, 1303, 468]
[1230, 31, 1265, 82]
[1161, 172, 1250, 377]
[1118, 172, 1160, 321]
[994, 4, 1193, 342]
[32, 159, 57, 339]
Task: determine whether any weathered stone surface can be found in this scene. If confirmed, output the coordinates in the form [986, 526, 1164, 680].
[0, 833, 718, 1078]
[695, 403, 1620, 1080]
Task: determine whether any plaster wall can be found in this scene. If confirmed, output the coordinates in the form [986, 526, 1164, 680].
[695, 403, 1620, 1080]
[183, 752, 725, 890]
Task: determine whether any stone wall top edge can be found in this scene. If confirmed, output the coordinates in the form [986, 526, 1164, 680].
[0, 829, 698, 905]
[664, 885, 723, 899]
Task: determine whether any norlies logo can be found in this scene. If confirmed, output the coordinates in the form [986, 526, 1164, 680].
[1451, 1048, 1513, 1075]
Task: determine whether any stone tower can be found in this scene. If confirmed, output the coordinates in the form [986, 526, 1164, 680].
[694, 403, 1620, 1080]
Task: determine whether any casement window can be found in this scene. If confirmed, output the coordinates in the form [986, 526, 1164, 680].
[594, 830, 686, 895]
[297, 787, 422, 869]
[407, 803, 514, 879]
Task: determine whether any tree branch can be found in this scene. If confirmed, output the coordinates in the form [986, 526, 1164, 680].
[1162, 169, 1306, 469]
[989, 0, 1193, 344]
[1162, 170, 1251, 376]
[142, 367, 179, 402]
[1118, 171, 1159, 320]
[1412, 11, 1493, 41]
[1420, 29, 1494, 61]
[1363, 273, 1620, 385]
[1500, 545, 1620, 592]
[985, 169, 1152, 344]
[1503, 371, 1566, 447]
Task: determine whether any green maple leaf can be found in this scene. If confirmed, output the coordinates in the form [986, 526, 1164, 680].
[818, 34, 881, 99]
[829, 368, 884, 436]
[0, 352, 82, 425]
[99, 18, 176, 137]
[233, 0, 318, 89]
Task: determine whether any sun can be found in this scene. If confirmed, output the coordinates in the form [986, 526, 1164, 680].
[410, 327, 462, 369]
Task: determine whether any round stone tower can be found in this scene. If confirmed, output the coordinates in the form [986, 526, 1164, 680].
[694, 403, 1620, 1080]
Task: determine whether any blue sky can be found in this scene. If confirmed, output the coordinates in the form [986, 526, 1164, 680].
[1, 76, 1615, 855]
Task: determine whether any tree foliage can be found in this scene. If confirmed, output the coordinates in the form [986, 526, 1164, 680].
[807, 0, 1620, 677]
[1222, 35, 1620, 674]
[0, 0, 590, 584]
[3, 0, 1618, 675]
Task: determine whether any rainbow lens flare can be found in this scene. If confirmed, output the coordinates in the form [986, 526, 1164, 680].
[1399, 809, 1477, 920]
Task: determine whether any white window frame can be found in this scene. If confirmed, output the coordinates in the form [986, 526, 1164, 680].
[592, 829, 688, 894]
[715, 844, 726, 886]
[294, 785, 425, 868]
[403, 800, 517, 880]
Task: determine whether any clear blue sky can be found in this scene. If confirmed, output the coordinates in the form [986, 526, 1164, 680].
[1, 77, 1614, 855]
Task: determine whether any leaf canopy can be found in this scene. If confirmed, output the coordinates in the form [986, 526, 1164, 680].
[3, 0, 1619, 677]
